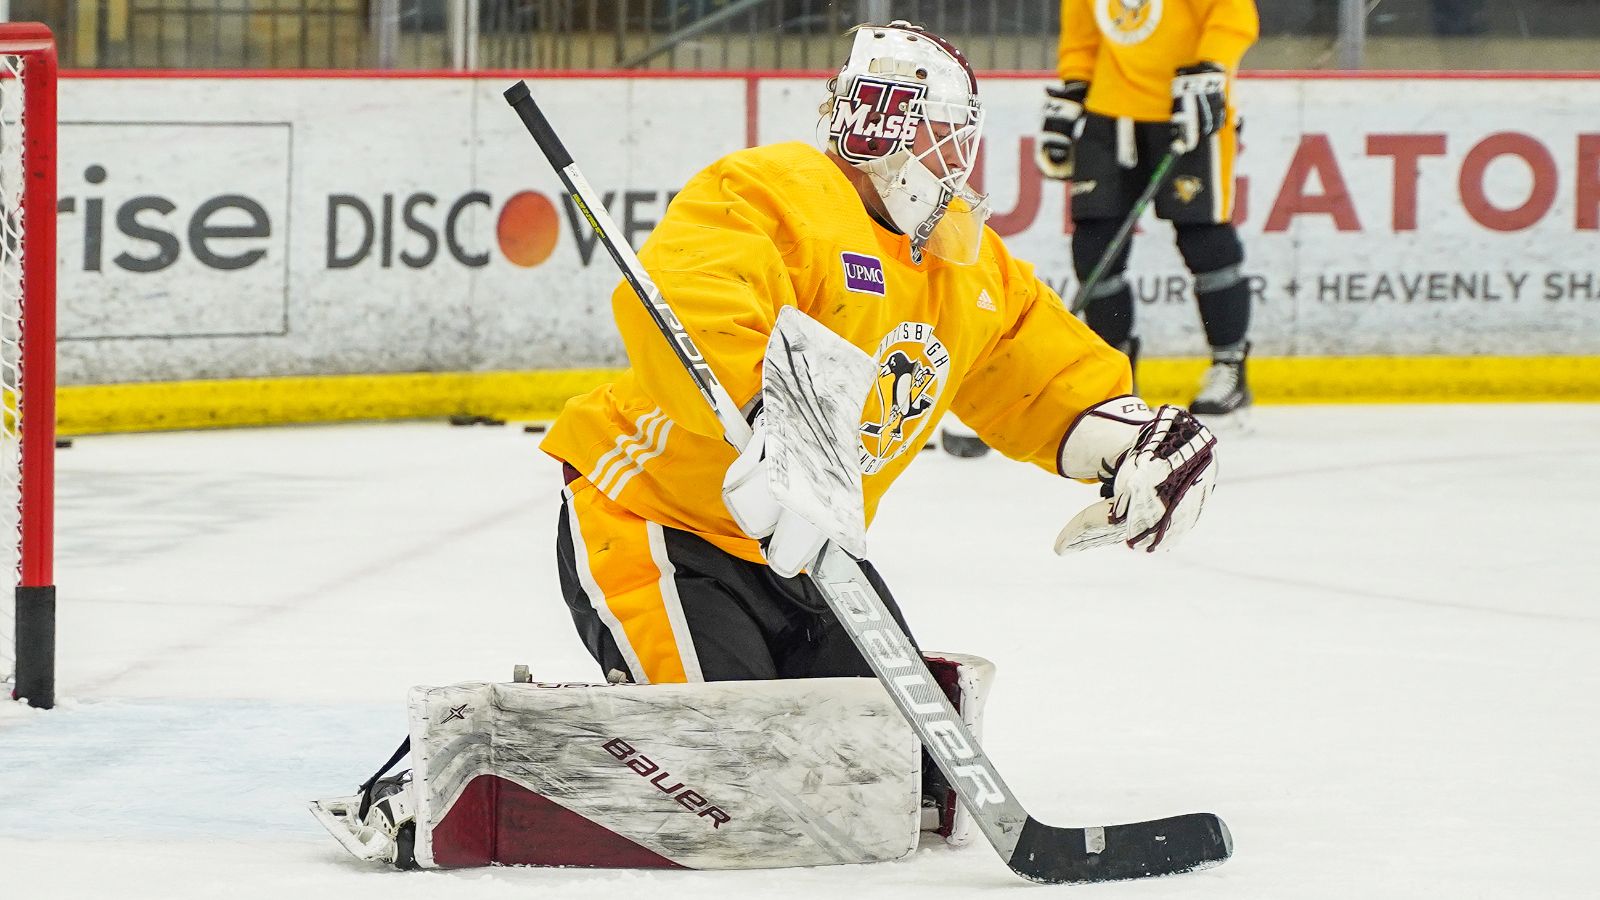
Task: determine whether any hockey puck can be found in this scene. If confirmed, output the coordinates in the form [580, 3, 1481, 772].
[523, 423, 548, 434]
[941, 431, 991, 458]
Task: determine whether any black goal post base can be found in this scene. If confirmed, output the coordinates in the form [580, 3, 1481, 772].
[14, 584, 55, 709]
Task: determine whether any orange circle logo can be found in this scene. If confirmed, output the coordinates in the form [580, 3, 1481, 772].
[496, 191, 560, 267]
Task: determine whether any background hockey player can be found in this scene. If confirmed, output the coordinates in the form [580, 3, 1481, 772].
[1038, 0, 1259, 419]
[539, 17, 1219, 819]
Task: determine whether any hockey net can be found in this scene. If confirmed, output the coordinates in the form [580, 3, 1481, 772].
[0, 24, 56, 710]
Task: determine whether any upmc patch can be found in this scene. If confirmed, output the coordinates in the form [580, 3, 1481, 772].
[841, 252, 887, 296]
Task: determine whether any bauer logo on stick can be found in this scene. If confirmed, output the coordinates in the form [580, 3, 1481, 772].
[829, 76, 928, 164]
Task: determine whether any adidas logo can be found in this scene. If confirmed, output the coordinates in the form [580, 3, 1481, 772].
[976, 289, 996, 311]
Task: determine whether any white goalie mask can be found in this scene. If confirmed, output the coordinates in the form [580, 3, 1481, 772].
[824, 22, 990, 264]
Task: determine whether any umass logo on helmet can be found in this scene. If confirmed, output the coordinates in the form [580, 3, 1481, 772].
[829, 76, 927, 165]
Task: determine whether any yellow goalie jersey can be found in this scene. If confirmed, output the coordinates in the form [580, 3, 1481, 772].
[541, 142, 1130, 563]
[1058, 0, 1259, 122]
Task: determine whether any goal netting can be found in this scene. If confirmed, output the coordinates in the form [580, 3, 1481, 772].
[0, 23, 57, 710]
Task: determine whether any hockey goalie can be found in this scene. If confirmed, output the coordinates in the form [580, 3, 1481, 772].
[314, 19, 1219, 876]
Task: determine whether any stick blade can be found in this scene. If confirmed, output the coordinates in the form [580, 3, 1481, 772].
[1007, 813, 1232, 884]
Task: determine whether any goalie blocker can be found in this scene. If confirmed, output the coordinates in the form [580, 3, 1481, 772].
[312, 653, 995, 871]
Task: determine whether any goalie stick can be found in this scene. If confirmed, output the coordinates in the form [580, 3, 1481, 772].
[503, 80, 1231, 885]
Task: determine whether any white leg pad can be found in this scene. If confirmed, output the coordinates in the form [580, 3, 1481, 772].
[323, 678, 922, 870]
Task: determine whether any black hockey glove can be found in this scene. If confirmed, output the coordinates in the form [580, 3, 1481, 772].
[1170, 62, 1228, 154]
[1036, 80, 1089, 180]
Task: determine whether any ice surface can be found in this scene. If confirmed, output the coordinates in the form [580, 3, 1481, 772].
[3, 406, 1598, 898]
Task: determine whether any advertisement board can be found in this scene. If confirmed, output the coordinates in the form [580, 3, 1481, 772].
[56, 73, 1600, 386]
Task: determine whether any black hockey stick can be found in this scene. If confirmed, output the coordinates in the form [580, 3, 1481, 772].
[504, 80, 1231, 884]
[1069, 146, 1182, 315]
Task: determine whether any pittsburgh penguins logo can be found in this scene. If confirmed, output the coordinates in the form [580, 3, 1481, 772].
[859, 322, 951, 474]
[1173, 175, 1204, 204]
[862, 351, 934, 448]
[1096, 0, 1163, 46]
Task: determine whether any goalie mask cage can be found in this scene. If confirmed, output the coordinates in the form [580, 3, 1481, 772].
[0, 23, 57, 711]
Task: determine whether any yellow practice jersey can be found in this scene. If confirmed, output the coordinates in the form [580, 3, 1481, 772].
[541, 142, 1130, 563]
[1058, 0, 1259, 121]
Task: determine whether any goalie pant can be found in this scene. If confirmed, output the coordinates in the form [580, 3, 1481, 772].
[309, 658, 995, 871]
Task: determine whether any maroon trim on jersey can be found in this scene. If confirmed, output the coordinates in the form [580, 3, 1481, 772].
[430, 774, 689, 869]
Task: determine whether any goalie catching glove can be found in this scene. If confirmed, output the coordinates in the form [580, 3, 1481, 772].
[1058, 397, 1219, 553]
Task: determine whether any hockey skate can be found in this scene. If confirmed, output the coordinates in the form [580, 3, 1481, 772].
[1188, 343, 1252, 429]
[310, 770, 418, 869]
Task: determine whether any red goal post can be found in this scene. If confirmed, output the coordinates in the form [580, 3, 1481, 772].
[0, 22, 57, 710]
